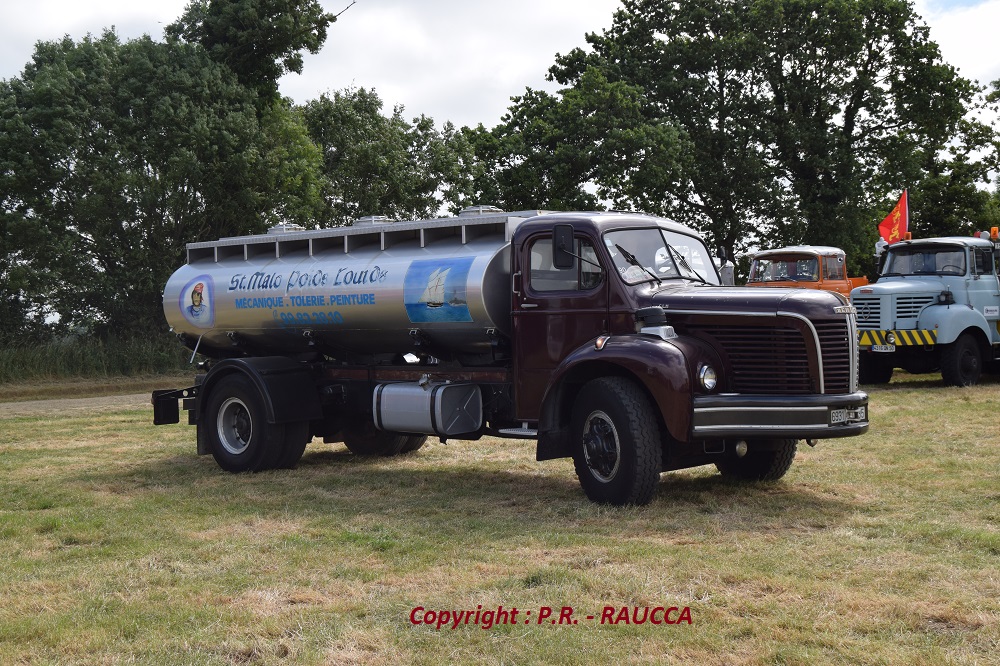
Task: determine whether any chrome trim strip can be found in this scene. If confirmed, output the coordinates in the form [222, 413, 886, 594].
[847, 309, 859, 393]
[694, 406, 827, 415]
[693, 423, 833, 433]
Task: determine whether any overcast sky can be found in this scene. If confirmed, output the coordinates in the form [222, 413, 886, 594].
[1, 0, 998, 129]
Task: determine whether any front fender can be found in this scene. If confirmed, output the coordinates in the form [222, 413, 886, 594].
[535, 334, 694, 461]
[919, 304, 991, 344]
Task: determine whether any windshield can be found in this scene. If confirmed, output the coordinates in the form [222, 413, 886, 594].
[603, 228, 721, 285]
[749, 255, 819, 283]
[883, 246, 966, 276]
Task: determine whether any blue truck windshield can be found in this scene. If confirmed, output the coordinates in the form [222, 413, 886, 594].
[883, 246, 966, 276]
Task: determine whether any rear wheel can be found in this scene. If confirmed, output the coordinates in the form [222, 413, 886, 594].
[344, 421, 410, 456]
[571, 377, 662, 506]
[400, 435, 428, 454]
[274, 422, 310, 469]
[205, 375, 284, 472]
[715, 439, 797, 481]
[940, 333, 981, 386]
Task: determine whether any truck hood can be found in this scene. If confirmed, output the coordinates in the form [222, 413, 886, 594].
[851, 278, 944, 297]
[644, 284, 847, 319]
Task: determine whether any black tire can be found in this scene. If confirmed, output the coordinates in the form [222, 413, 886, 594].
[343, 421, 410, 456]
[859, 354, 893, 384]
[571, 377, 662, 506]
[400, 435, 428, 454]
[205, 374, 284, 473]
[715, 439, 797, 481]
[940, 333, 981, 387]
[274, 421, 311, 469]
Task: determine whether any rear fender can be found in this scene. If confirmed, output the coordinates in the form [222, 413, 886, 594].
[200, 357, 323, 426]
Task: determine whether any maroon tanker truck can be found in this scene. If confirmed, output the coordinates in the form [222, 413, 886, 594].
[153, 208, 868, 505]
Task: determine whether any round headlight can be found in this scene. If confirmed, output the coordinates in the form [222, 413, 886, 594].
[886, 332, 896, 345]
[699, 364, 718, 391]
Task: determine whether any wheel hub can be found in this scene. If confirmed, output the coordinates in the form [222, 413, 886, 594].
[582, 410, 620, 482]
[217, 397, 252, 455]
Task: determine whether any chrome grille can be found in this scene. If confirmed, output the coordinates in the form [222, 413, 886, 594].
[689, 319, 853, 395]
[815, 320, 853, 394]
[852, 296, 881, 330]
[690, 326, 811, 394]
[895, 296, 935, 319]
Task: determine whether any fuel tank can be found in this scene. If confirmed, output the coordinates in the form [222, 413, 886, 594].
[163, 209, 548, 357]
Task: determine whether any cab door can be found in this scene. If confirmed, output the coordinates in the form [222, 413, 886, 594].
[512, 232, 607, 420]
[969, 245, 1000, 343]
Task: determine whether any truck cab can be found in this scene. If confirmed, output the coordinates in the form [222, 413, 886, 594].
[747, 246, 867, 298]
[851, 236, 1000, 386]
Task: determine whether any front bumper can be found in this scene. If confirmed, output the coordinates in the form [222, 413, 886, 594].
[692, 391, 869, 439]
[858, 329, 937, 349]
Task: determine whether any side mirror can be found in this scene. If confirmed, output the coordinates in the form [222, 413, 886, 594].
[552, 224, 575, 269]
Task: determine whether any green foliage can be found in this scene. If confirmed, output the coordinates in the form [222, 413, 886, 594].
[478, 0, 998, 267]
[166, 0, 336, 106]
[0, 334, 192, 382]
[0, 30, 324, 341]
[300, 88, 477, 225]
[466, 68, 689, 214]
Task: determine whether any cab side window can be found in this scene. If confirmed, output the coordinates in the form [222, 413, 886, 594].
[824, 257, 845, 280]
[974, 248, 994, 275]
[529, 237, 603, 292]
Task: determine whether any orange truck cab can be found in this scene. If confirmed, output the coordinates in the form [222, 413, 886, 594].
[746, 246, 867, 298]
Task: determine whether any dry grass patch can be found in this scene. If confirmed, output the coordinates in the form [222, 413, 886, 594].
[0, 377, 998, 664]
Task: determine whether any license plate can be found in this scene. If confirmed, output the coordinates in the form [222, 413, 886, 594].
[831, 406, 866, 425]
[871, 344, 895, 352]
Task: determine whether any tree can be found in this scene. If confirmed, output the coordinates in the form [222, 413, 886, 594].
[486, 0, 996, 265]
[300, 88, 477, 225]
[166, 0, 336, 107]
[750, 0, 993, 257]
[0, 31, 323, 339]
[465, 69, 689, 214]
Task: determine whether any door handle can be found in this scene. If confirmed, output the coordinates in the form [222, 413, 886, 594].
[521, 303, 538, 308]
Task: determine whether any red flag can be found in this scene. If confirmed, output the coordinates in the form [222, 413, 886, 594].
[878, 190, 908, 244]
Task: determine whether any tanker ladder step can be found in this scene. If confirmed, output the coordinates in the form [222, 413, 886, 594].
[497, 423, 538, 438]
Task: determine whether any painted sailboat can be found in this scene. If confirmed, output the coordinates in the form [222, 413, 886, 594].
[419, 267, 450, 308]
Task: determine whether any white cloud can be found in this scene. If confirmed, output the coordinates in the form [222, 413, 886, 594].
[914, 0, 1000, 87]
[278, 0, 623, 126]
[1, 0, 996, 130]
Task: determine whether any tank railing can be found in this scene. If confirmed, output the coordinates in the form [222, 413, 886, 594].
[185, 211, 549, 265]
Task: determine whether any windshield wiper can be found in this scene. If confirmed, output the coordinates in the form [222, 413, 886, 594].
[615, 244, 661, 284]
[667, 244, 710, 284]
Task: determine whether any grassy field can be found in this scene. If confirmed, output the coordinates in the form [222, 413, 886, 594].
[1, 375, 998, 665]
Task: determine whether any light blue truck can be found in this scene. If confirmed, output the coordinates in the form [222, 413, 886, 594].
[851, 235, 1000, 386]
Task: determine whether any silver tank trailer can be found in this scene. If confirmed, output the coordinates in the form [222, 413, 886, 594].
[163, 209, 547, 357]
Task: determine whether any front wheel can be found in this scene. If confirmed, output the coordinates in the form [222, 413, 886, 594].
[571, 377, 662, 506]
[715, 439, 797, 481]
[940, 333, 981, 386]
[859, 354, 893, 384]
